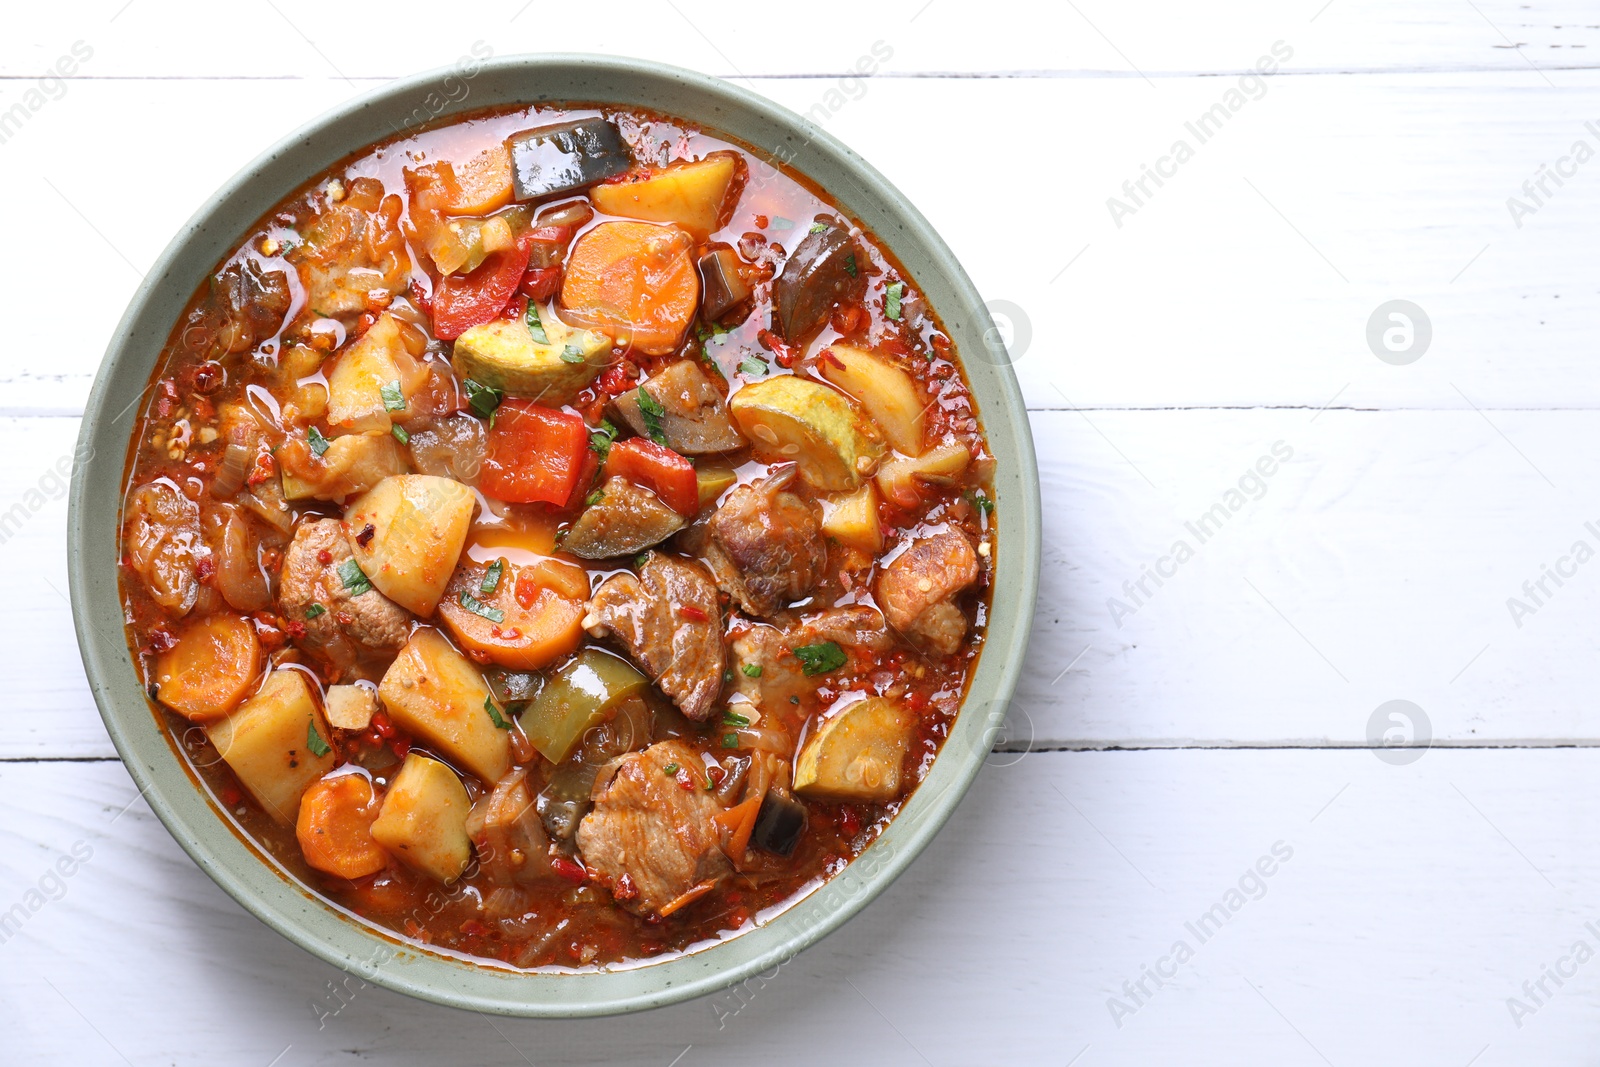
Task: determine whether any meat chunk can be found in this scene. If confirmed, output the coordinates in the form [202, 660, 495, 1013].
[585, 553, 724, 721]
[703, 467, 826, 617]
[611, 359, 745, 455]
[730, 606, 891, 709]
[563, 476, 685, 559]
[875, 530, 980, 655]
[291, 177, 409, 318]
[279, 518, 411, 668]
[576, 740, 730, 914]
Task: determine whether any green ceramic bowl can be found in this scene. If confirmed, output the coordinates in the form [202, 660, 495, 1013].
[68, 53, 1040, 1017]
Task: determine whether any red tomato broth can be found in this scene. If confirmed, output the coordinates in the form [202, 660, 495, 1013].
[116, 102, 995, 970]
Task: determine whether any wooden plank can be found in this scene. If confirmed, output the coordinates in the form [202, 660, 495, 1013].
[4, 0, 1600, 79]
[12, 406, 1600, 758]
[5, 71, 1600, 415]
[3, 750, 1596, 1063]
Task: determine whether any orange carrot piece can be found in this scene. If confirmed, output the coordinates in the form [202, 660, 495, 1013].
[559, 221, 699, 355]
[153, 613, 262, 722]
[296, 773, 388, 880]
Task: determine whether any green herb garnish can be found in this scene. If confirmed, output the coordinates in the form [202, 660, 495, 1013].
[789, 695, 800, 705]
[559, 340, 587, 364]
[808, 221, 828, 234]
[885, 281, 904, 321]
[843, 253, 858, 278]
[380, 380, 405, 412]
[793, 641, 846, 676]
[741, 663, 761, 678]
[738, 357, 767, 377]
[968, 490, 995, 515]
[589, 419, 618, 461]
[308, 426, 331, 458]
[337, 559, 372, 596]
[526, 302, 549, 344]
[305, 603, 326, 620]
[391, 424, 410, 445]
[663, 762, 680, 776]
[458, 590, 506, 623]
[634, 553, 649, 568]
[485, 695, 510, 730]
[722, 711, 750, 727]
[585, 488, 605, 506]
[480, 558, 505, 596]
[637, 387, 667, 445]
[306, 721, 331, 757]
[463, 378, 503, 420]
[722, 732, 739, 749]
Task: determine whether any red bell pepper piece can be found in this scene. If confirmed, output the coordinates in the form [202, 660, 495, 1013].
[431, 233, 533, 340]
[480, 400, 590, 506]
[603, 437, 698, 516]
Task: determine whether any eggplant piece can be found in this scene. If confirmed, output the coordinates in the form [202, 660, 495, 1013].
[698, 247, 753, 321]
[485, 668, 542, 707]
[772, 216, 865, 345]
[506, 119, 632, 201]
[751, 791, 807, 857]
[562, 476, 686, 559]
[611, 360, 746, 455]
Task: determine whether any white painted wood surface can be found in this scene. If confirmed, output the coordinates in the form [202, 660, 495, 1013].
[5, 1, 1600, 1062]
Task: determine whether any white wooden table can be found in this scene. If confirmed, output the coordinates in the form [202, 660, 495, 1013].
[5, 2, 1598, 1062]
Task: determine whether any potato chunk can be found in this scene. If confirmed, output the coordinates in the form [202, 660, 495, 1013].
[326, 313, 406, 434]
[822, 483, 883, 554]
[205, 669, 338, 823]
[377, 628, 511, 783]
[794, 697, 913, 804]
[281, 432, 408, 502]
[344, 475, 475, 616]
[590, 153, 740, 240]
[370, 754, 473, 883]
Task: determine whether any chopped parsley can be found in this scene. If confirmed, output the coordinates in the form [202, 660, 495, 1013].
[721, 732, 740, 749]
[738, 357, 767, 377]
[525, 302, 549, 344]
[637, 387, 668, 445]
[968, 489, 995, 515]
[480, 558, 505, 596]
[337, 559, 372, 596]
[634, 553, 649, 568]
[885, 281, 904, 321]
[305, 603, 326, 620]
[484, 695, 511, 730]
[380, 380, 405, 412]
[843, 252, 858, 278]
[589, 419, 618, 461]
[808, 221, 828, 234]
[307, 425, 331, 458]
[663, 762, 680, 776]
[463, 378, 503, 420]
[458, 590, 506, 623]
[790, 695, 800, 705]
[559, 340, 587, 364]
[585, 488, 605, 506]
[391, 424, 410, 445]
[793, 641, 847, 676]
[306, 721, 331, 758]
[722, 711, 750, 727]
[741, 663, 762, 678]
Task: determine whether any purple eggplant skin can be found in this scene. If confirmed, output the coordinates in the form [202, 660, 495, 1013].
[751, 791, 807, 857]
[698, 248, 754, 322]
[507, 119, 632, 201]
[772, 216, 866, 345]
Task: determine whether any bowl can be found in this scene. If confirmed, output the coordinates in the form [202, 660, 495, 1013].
[67, 53, 1040, 1017]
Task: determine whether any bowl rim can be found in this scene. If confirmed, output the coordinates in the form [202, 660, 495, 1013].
[67, 51, 1041, 1017]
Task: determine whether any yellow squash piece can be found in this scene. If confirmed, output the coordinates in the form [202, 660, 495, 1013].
[815, 344, 927, 456]
[822, 483, 883, 554]
[590, 153, 740, 240]
[377, 628, 511, 783]
[369, 754, 473, 883]
[326, 314, 406, 435]
[451, 304, 611, 406]
[523, 649, 648, 764]
[728, 375, 885, 492]
[205, 669, 338, 824]
[281, 432, 408, 501]
[344, 475, 475, 616]
[696, 465, 738, 508]
[794, 697, 913, 804]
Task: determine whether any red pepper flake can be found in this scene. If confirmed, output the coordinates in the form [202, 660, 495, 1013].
[146, 626, 178, 654]
[191, 396, 215, 422]
[907, 689, 930, 713]
[195, 555, 216, 582]
[597, 359, 637, 396]
[284, 619, 307, 640]
[818, 347, 846, 371]
[188, 362, 224, 395]
[316, 549, 334, 565]
[390, 735, 411, 760]
[552, 856, 588, 884]
[219, 784, 242, 808]
[614, 873, 639, 901]
[675, 768, 696, 791]
[829, 305, 868, 336]
[246, 451, 275, 487]
[408, 277, 434, 317]
[707, 765, 726, 789]
[679, 605, 708, 622]
[355, 523, 375, 548]
[839, 806, 862, 837]
[370, 711, 395, 739]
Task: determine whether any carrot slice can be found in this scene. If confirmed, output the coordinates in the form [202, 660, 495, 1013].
[296, 773, 389, 880]
[713, 797, 762, 860]
[153, 614, 262, 722]
[657, 878, 718, 918]
[559, 221, 699, 355]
